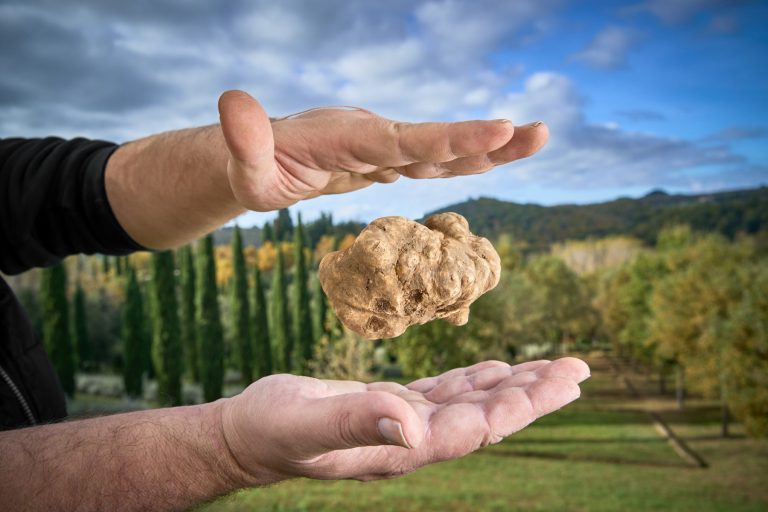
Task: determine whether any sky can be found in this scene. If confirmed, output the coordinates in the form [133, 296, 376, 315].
[1, 0, 766, 226]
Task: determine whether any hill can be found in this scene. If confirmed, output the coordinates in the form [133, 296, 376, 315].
[426, 187, 768, 250]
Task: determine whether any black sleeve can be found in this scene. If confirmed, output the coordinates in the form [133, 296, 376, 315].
[0, 137, 145, 275]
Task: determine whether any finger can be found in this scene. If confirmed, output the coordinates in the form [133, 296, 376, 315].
[509, 359, 550, 374]
[439, 154, 494, 177]
[366, 168, 401, 184]
[447, 371, 540, 406]
[465, 360, 511, 375]
[405, 360, 509, 393]
[534, 357, 591, 383]
[317, 172, 376, 196]
[488, 121, 549, 165]
[485, 377, 580, 440]
[406, 376, 438, 393]
[361, 119, 514, 168]
[303, 391, 424, 453]
[425, 366, 512, 404]
[395, 161, 442, 179]
[525, 376, 581, 416]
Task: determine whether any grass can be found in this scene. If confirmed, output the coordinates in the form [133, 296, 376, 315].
[197, 353, 768, 512]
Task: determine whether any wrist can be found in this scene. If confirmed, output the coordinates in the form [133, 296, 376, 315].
[215, 396, 289, 487]
[200, 399, 261, 489]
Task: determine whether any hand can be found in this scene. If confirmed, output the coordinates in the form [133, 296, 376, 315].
[220, 357, 589, 484]
[217, 90, 549, 212]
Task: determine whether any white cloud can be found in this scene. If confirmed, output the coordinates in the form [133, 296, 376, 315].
[570, 26, 639, 69]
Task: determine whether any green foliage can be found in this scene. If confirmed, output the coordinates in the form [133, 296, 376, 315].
[71, 281, 91, 371]
[178, 244, 198, 381]
[392, 319, 465, 378]
[251, 266, 272, 377]
[310, 328, 374, 381]
[150, 251, 182, 406]
[428, 187, 768, 251]
[231, 225, 253, 384]
[311, 272, 328, 341]
[41, 263, 75, 396]
[292, 215, 314, 374]
[196, 235, 224, 402]
[262, 221, 274, 244]
[274, 208, 294, 241]
[270, 249, 292, 372]
[518, 255, 597, 348]
[649, 235, 765, 432]
[723, 262, 768, 436]
[122, 266, 145, 398]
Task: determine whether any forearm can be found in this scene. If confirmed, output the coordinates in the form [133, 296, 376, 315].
[0, 401, 260, 512]
[105, 125, 245, 250]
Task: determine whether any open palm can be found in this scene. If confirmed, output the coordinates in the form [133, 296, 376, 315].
[221, 357, 589, 483]
[218, 90, 549, 212]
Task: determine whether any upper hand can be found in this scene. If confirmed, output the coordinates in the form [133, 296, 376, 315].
[217, 90, 549, 212]
[220, 357, 589, 484]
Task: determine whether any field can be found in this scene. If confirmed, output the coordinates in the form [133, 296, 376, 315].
[196, 354, 768, 512]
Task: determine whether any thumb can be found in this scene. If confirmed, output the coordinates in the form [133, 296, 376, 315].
[218, 90, 278, 210]
[218, 90, 273, 166]
[303, 391, 424, 453]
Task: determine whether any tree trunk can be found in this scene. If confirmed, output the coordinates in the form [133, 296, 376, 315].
[659, 366, 667, 395]
[721, 401, 730, 438]
[675, 364, 685, 410]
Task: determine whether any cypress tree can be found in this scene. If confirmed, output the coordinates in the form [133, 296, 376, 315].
[262, 222, 274, 245]
[150, 251, 182, 406]
[122, 265, 145, 398]
[178, 244, 198, 381]
[41, 262, 75, 397]
[231, 225, 253, 384]
[292, 214, 313, 373]
[270, 248, 291, 372]
[196, 234, 224, 401]
[311, 273, 328, 341]
[274, 208, 294, 241]
[251, 266, 272, 377]
[71, 281, 91, 371]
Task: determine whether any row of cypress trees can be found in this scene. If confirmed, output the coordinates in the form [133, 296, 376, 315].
[40, 212, 327, 404]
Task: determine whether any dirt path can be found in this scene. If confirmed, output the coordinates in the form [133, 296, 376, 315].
[603, 354, 708, 468]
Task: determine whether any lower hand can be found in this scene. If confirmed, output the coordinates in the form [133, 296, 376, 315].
[220, 357, 589, 484]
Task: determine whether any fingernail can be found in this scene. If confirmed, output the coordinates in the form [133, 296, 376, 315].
[378, 418, 411, 449]
[526, 121, 544, 127]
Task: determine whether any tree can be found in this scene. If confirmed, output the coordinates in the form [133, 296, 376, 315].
[270, 248, 291, 372]
[196, 235, 224, 401]
[122, 266, 146, 398]
[650, 235, 753, 430]
[274, 208, 294, 241]
[310, 328, 374, 380]
[41, 263, 75, 397]
[231, 225, 253, 384]
[178, 244, 198, 381]
[311, 273, 328, 342]
[262, 221, 274, 245]
[251, 266, 272, 377]
[150, 251, 182, 406]
[71, 281, 91, 371]
[292, 214, 313, 373]
[723, 260, 768, 437]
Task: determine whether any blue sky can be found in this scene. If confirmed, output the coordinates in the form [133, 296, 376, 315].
[1, 0, 766, 226]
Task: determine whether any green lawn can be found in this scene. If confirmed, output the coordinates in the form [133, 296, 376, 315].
[197, 354, 768, 512]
